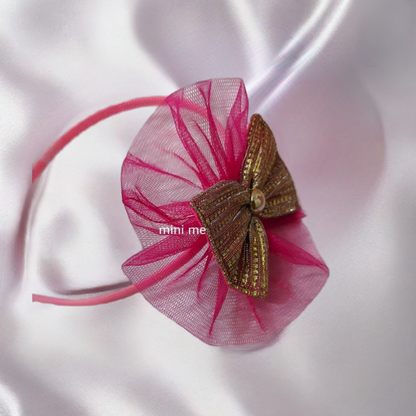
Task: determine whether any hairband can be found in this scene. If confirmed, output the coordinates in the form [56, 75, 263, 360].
[32, 78, 329, 346]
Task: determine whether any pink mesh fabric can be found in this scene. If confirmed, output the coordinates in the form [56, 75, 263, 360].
[121, 78, 329, 346]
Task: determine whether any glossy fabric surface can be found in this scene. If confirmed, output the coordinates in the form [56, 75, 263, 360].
[1, 0, 416, 415]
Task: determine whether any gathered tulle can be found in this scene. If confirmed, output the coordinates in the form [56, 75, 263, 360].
[121, 78, 329, 345]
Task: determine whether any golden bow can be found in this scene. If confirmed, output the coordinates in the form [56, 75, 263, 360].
[190, 114, 298, 298]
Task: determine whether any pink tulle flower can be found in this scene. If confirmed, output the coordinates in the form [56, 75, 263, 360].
[121, 78, 329, 346]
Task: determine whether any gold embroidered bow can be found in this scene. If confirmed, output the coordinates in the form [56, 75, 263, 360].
[190, 114, 298, 298]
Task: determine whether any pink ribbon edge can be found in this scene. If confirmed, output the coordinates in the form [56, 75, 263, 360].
[32, 95, 166, 306]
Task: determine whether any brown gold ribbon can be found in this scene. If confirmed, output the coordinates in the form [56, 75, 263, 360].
[190, 114, 298, 298]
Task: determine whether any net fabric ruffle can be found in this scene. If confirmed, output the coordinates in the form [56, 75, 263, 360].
[121, 78, 328, 345]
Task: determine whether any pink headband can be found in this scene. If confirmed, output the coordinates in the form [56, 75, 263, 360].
[33, 78, 329, 346]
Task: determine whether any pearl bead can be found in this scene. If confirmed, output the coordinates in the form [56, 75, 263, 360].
[250, 188, 266, 214]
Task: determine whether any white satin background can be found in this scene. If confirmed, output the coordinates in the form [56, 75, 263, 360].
[1, 0, 416, 415]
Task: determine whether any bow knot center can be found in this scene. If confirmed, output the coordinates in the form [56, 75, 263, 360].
[250, 188, 266, 214]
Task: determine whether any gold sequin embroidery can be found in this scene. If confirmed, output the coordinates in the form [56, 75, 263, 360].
[190, 114, 298, 298]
